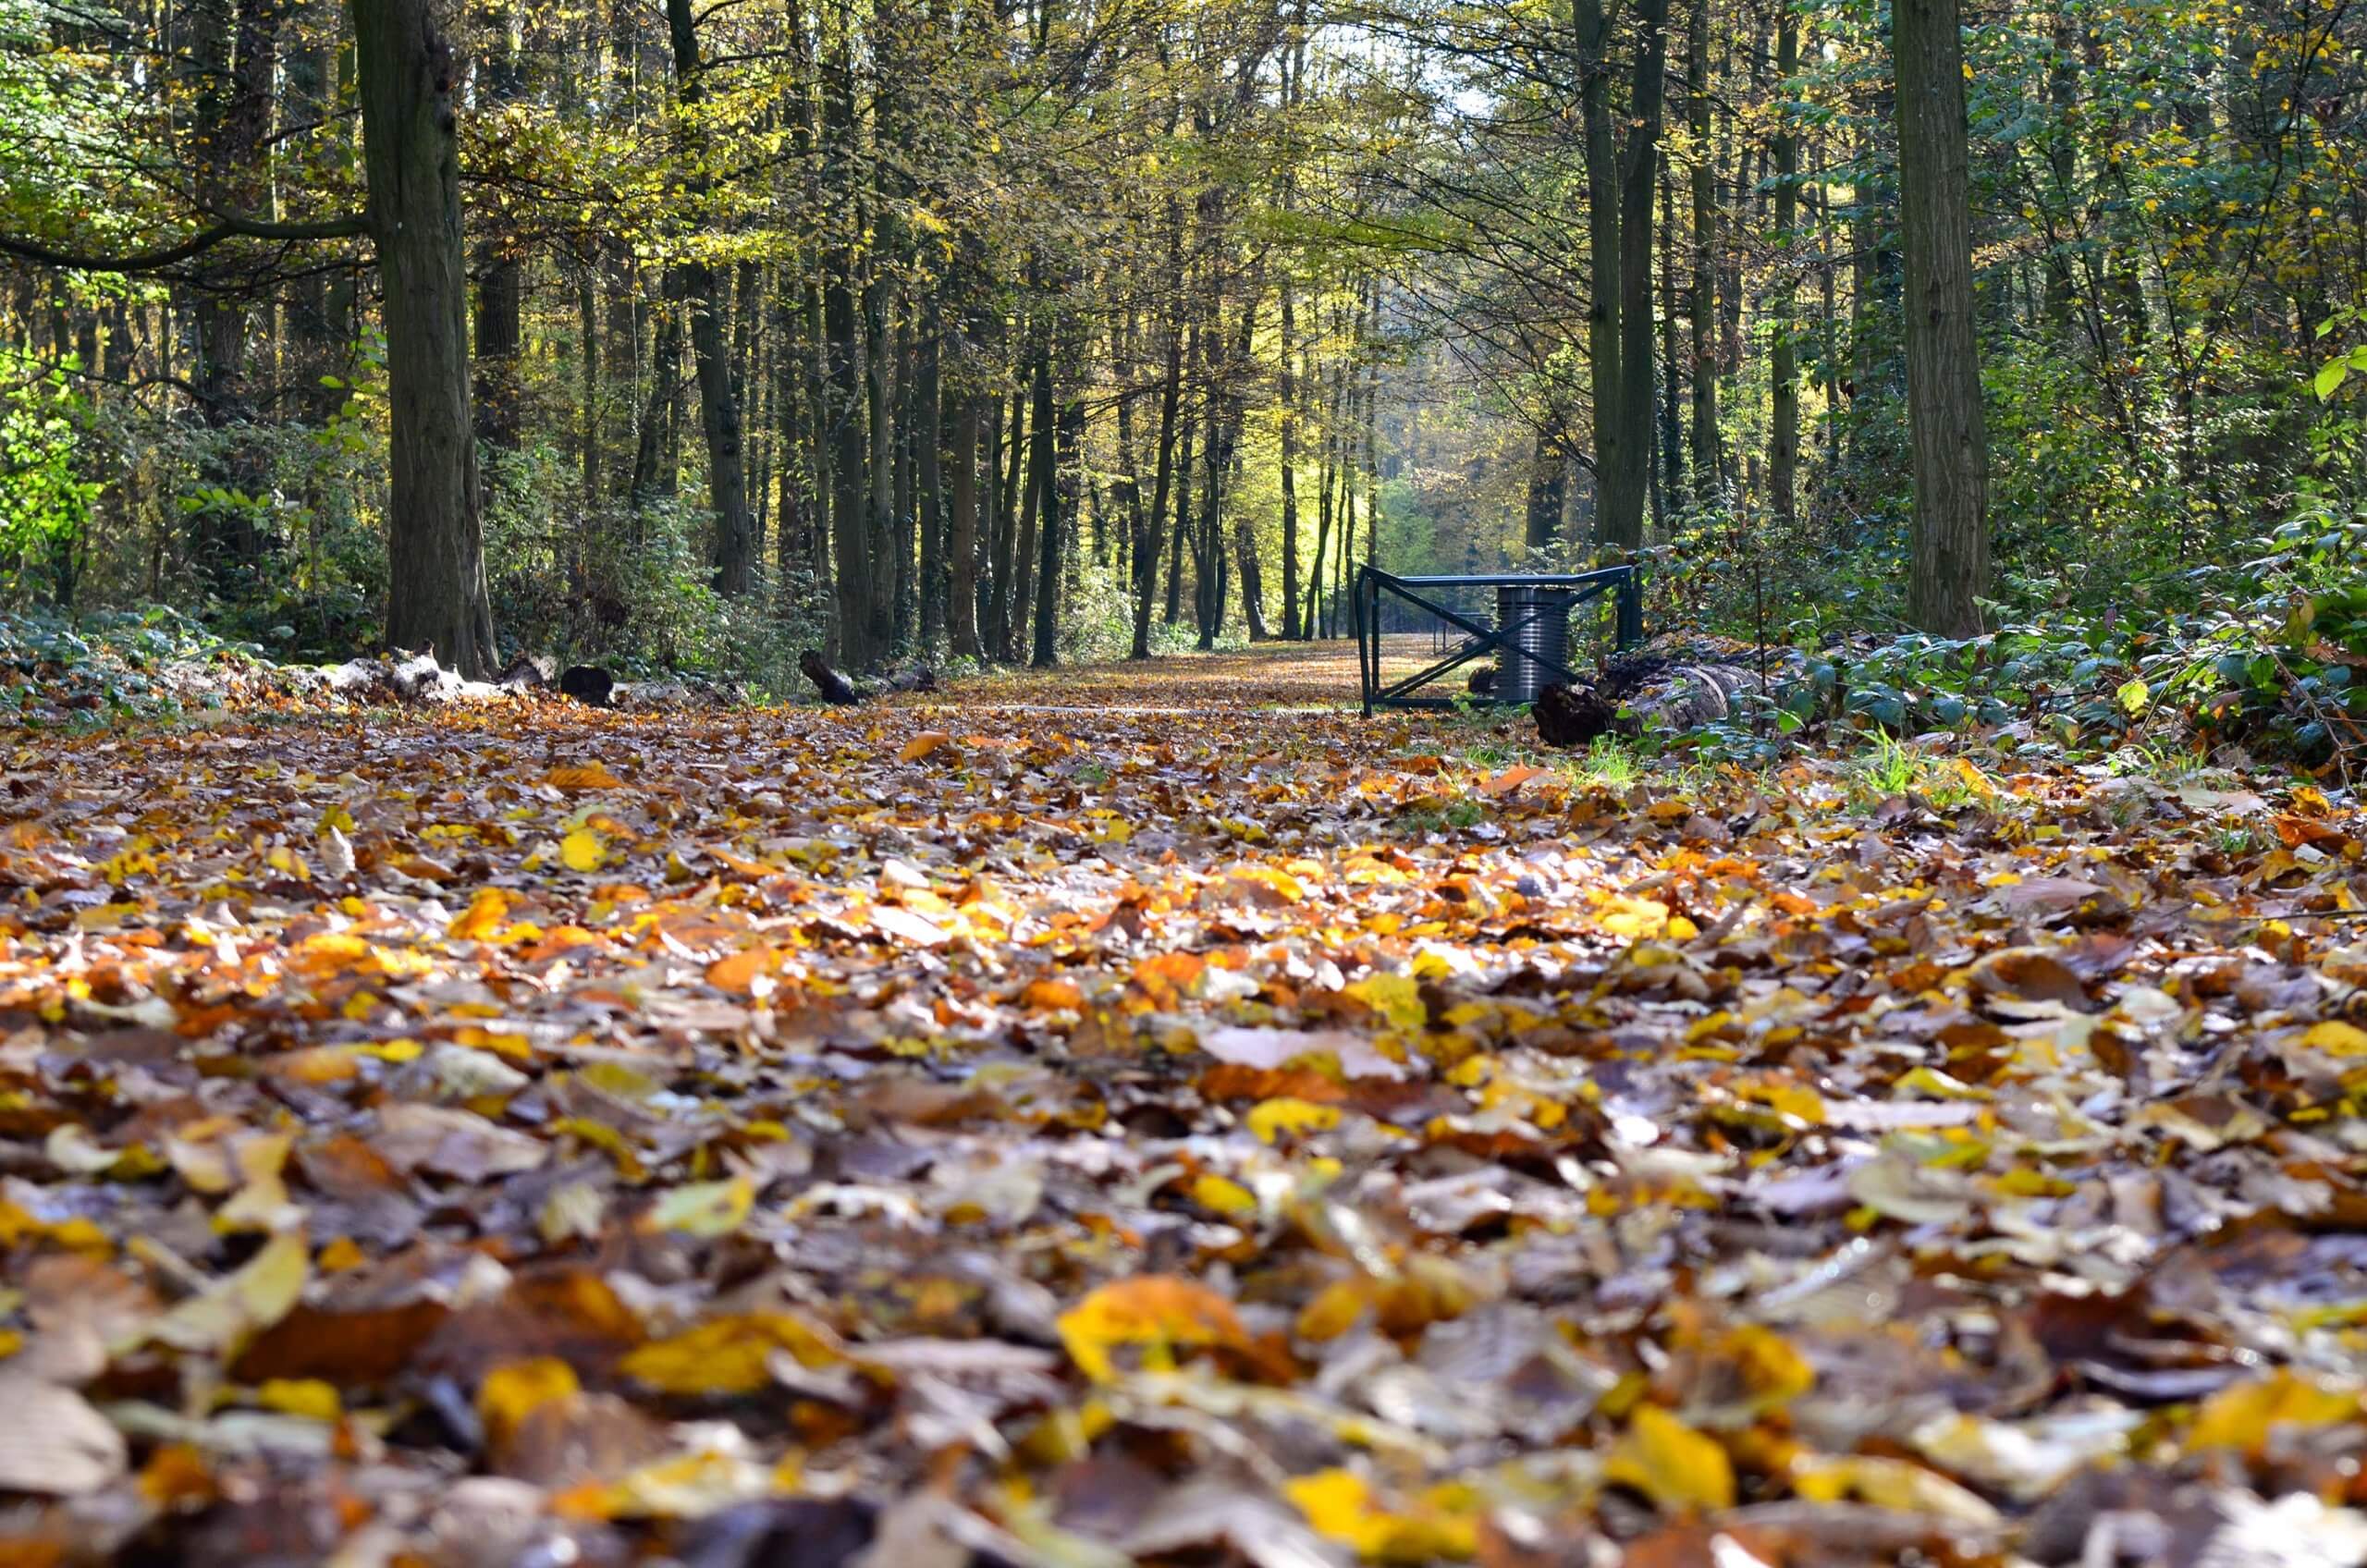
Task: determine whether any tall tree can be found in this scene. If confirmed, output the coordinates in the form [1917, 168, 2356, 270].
[355, 0, 497, 675]
[1768, 3, 1799, 526]
[665, 0, 754, 597]
[1576, 0, 1671, 548]
[1894, 0, 1989, 632]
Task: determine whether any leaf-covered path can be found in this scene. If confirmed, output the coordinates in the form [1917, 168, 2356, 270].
[7, 643, 2367, 1565]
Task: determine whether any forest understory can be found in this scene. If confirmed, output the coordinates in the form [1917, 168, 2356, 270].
[3, 643, 2366, 1566]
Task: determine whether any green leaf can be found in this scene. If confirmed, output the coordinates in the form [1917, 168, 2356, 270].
[2316, 358, 2351, 401]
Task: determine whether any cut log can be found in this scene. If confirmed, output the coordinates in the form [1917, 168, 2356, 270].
[495, 654, 551, 691]
[1536, 682, 1616, 747]
[801, 651, 938, 705]
[558, 666, 616, 706]
[1531, 638, 1801, 748]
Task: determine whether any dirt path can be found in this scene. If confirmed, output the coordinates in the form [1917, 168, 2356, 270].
[2, 645, 2363, 1562]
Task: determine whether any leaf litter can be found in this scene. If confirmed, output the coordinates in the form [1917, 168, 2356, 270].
[3, 645, 2367, 1564]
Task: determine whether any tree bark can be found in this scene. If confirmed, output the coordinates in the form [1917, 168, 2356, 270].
[1687, 0, 1720, 495]
[473, 1, 523, 457]
[1525, 429, 1567, 550]
[1576, 0, 1668, 549]
[1575, 0, 1624, 547]
[1028, 339, 1061, 668]
[948, 370, 981, 659]
[353, 0, 497, 676]
[917, 311, 944, 648]
[1895, 0, 1990, 633]
[1769, 3, 1800, 527]
[1132, 317, 1182, 660]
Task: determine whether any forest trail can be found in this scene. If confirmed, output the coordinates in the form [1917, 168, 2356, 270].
[918, 636, 1449, 714]
[6, 644, 2367, 1562]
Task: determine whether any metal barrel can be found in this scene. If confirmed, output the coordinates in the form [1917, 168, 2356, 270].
[1494, 584, 1576, 705]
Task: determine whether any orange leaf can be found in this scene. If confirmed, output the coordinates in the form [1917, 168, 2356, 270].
[705, 947, 774, 993]
[1024, 977, 1085, 1011]
[1481, 764, 1542, 797]
[899, 731, 954, 762]
[546, 763, 625, 792]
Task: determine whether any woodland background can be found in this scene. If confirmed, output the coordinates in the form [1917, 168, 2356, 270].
[1, 0, 2364, 751]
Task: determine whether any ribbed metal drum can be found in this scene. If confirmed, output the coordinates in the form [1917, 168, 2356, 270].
[1494, 584, 1576, 705]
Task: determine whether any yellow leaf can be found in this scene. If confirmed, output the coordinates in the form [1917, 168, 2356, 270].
[899, 731, 954, 762]
[2305, 1020, 2367, 1057]
[251, 1378, 340, 1422]
[620, 1313, 840, 1396]
[1597, 894, 1673, 940]
[1717, 1325, 1815, 1411]
[1345, 973, 1425, 1030]
[142, 1229, 310, 1357]
[1285, 1468, 1479, 1562]
[1190, 1173, 1258, 1219]
[1605, 1405, 1735, 1513]
[1057, 1275, 1247, 1383]
[2188, 1370, 2361, 1455]
[561, 827, 607, 875]
[214, 1133, 300, 1234]
[1296, 1279, 1368, 1342]
[644, 1175, 755, 1239]
[1792, 1456, 2000, 1525]
[1247, 1096, 1341, 1144]
[477, 1356, 581, 1450]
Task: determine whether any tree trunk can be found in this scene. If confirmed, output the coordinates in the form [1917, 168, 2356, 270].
[943, 389, 979, 665]
[917, 312, 944, 648]
[1575, 0, 1623, 547]
[1769, 3, 1799, 528]
[1610, 0, 1669, 548]
[1525, 429, 1567, 550]
[986, 374, 1023, 657]
[1895, 0, 1990, 633]
[864, 276, 898, 654]
[1279, 275, 1303, 639]
[354, 0, 497, 675]
[1687, 0, 1719, 494]
[1132, 318, 1182, 659]
[473, 2, 523, 457]
[1028, 340, 1061, 668]
[1576, 0, 1667, 549]
[1659, 154, 1683, 522]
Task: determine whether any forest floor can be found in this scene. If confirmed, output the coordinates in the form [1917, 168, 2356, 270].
[5, 643, 2367, 1566]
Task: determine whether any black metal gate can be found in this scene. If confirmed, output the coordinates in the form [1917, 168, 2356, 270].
[1353, 564, 1643, 715]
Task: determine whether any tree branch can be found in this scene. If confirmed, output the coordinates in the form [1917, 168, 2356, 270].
[0, 212, 370, 275]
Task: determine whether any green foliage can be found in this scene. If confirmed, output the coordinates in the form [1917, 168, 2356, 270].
[480, 445, 828, 699]
[0, 349, 98, 606]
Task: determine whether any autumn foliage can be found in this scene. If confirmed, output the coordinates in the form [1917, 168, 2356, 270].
[3, 646, 2366, 1562]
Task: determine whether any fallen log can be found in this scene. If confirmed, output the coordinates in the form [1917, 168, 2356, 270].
[801, 650, 938, 705]
[1531, 638, 1798, 748]
[558, 665, 616, 706]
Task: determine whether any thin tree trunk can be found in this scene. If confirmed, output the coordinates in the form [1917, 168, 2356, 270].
[1132, 316, 1182, 659]
[917, 309, 944, 648]
[1769, 3, 1800, 527]
[1028, 338, 1061, 668]
[948, 367, 982, 659]
[665, 0, 752, 595]
[1687, 0, 1719, 493]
